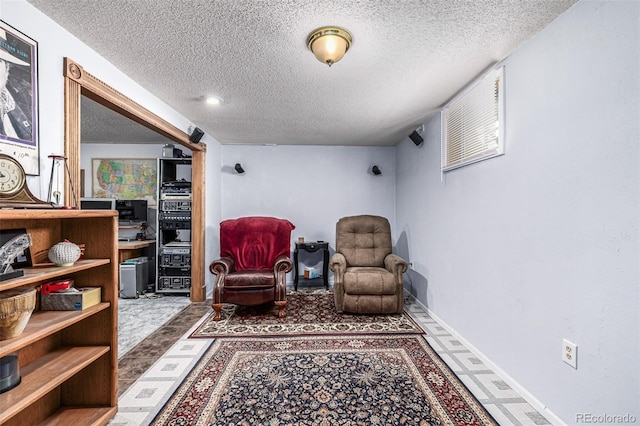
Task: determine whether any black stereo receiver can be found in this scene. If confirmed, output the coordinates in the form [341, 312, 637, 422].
[160, 246, 191, 268]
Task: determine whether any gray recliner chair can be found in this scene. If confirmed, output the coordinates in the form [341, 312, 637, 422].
[329, 215, 408, 314]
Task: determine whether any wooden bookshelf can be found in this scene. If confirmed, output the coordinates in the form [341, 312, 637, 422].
[0, 209, 118, 426]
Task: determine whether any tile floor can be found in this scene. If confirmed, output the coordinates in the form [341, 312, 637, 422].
[117, 297, 212, 395]
[118, 293, 192, 358]
[110, 292, 557, 426]
[404, 302, 555, 426]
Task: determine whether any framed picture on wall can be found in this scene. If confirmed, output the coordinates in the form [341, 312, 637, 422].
[92, 158, 158, 205]
[0, 20, 39, 176]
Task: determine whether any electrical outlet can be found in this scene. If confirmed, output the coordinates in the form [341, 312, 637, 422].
[562, 339, 577, 369]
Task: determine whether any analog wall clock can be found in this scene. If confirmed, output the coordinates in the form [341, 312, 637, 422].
[0, 153, 50, 207]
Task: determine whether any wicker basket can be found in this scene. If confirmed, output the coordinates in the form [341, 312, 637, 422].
[0, 287, 36, 340]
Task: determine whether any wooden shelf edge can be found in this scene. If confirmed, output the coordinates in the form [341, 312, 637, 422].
[0, 303, 111, 357]
[0, 209, 118, 220]
[0, 346, 110, 423]
[0, 259, 111, 291]
[38, 406, 117, 426]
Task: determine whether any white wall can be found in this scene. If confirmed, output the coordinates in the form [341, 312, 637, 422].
[396, 1, 639, 423]
[221, 144, 397, 279]
[205, 140, 223, 293]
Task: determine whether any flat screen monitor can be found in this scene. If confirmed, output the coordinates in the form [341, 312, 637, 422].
[116, 199, 148, 224]
[80, 197, 116, 210]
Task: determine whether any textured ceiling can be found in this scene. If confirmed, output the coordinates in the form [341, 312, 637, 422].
[28, 0, 577, 146]
[81, 96, 170, 144]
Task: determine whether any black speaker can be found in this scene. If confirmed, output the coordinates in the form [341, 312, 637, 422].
[234, 163, 245, 174]
[409, 130, 423, 146]
[189, 127, 204, 143]
[371, 165, 381, 175]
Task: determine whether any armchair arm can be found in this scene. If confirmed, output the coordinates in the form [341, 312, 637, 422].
[273, 255, 293, 274]
[209, 257, 235, 304]
[330, 253, 347, 313]
[329, 253, 346, 279]
[273, 255, 292, 301]
[384, 254, 408, 285]
[209, 257, 235, 275]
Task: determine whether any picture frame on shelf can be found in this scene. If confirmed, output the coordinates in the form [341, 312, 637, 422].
[0, 227, 32, 270]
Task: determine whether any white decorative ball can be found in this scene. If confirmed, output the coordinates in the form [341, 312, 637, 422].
[48, 241, 81, 267]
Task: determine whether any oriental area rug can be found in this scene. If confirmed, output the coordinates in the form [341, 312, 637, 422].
[190, 290, 423, 338]
[151, 335, 498, 425]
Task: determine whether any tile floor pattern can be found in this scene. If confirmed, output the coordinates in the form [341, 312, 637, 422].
[404, 302, 553, 426]
[117, 299, 212, 395]
[110, 294, 555, 426]
[118, 293, 193, 358]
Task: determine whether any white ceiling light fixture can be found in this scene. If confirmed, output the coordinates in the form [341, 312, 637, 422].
[307, 26, 352, 67]
[205, 96, 223, 105]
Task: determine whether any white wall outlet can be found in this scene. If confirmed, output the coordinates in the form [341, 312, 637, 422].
[562, 339, 577, 369]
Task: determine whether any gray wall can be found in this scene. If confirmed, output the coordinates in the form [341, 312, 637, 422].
[220, 144, 396, 281]
[396, 1, 639, 422]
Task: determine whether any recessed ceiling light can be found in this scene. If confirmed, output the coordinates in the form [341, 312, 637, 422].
[205, 96, 223, 105]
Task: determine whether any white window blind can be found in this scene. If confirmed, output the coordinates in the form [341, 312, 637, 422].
[441, 67, 504, 172]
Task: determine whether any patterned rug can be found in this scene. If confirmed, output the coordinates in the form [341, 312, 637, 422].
[190, 289, 423, 338]
[151, 335, 497, 425]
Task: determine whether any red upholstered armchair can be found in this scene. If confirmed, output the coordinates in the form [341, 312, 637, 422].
[209, 216, 295, 321]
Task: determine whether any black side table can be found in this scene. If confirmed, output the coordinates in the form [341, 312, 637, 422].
[293, 241, 329, 290]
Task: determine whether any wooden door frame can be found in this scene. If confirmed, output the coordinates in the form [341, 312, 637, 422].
[63, 58, 206, 302]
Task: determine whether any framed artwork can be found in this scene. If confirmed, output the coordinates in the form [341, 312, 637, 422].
[92, 158, 157, 205]
[0, 20, 39, 175]
[0, 228, 33, 270]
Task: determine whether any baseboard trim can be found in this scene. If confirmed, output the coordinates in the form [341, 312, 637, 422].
[409, 295, 566, 426]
